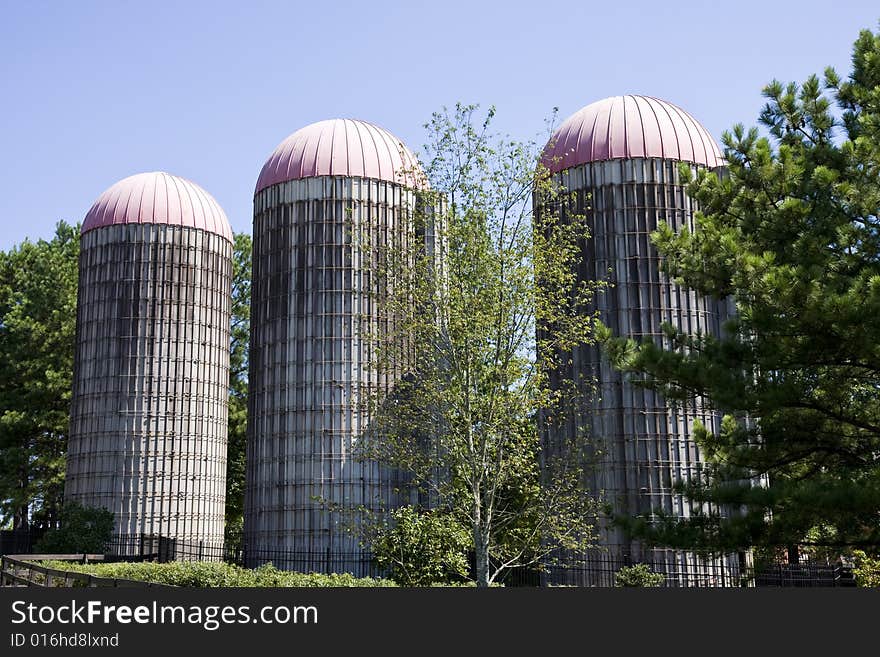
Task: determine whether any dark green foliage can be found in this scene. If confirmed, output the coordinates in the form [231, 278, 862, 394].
[225, 232, 251, 547]
[35, 501, 114, 554]
[369, 506, 470, 586]
[852, 551, 880, 587]
[0, 221, 79, 529]
[36, 560, 395, 587]
[615, 563, 665, 587]
[601, 27, 880, 555]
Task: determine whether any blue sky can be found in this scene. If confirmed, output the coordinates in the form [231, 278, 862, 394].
[0, 0, 875, 249]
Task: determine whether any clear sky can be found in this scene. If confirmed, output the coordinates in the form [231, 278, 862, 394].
[0, 0, 876, 249]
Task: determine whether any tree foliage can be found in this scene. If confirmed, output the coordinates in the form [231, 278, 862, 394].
[359, 104, 600, 587]
[0, 221, 79, 529]
[614, 563, 665, 587]
[225, 232, 251, 547]
[602, 27, 880, 555]
[369, 505, 470, 586]
[35, 501, 114, 554]
[852, 550, 880, 587]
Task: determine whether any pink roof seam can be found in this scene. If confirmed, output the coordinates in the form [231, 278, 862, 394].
[604, 98, 615, 162]
[363, 122, 382, 182]
[353, 120, 367, 179]
[663, 98, 697, 163]
[134, 174, 147, 229]
[168, 174, 184, 227]
[588, 101, 601, 164]
[632, 95, 648, 159]
[671, 103, 703, 163]
[110, 180, 127, 227]
[651, 97, 677, 161]
[313, 122, 327, 179]
[333, 121, 351, 176]
[189, 182, 209, 235]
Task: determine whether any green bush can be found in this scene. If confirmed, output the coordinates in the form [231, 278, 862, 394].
[370, 506, 471, 586]
[35, 502, 114, 554]
[852, 551, 880, 588]
[615, 563, 665, 587]
[35, 560, 396, 587]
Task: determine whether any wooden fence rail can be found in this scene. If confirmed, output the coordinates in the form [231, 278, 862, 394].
[0, 555, 171, 588]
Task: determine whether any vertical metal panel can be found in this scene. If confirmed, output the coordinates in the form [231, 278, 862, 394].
[65, 224, 232, 550]
[245, 177, 422, 575]
[541, 158, 741, 586]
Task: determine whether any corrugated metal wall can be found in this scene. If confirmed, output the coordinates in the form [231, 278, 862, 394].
[65, 223, 232, 549]
[245, 176, 421, 575]
[542, 157, 743, 586]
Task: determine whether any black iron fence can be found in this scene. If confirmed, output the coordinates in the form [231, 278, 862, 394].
[0, 531, 858, 587]
[0, 529, 45, 556]
[752, 563, 855, 587]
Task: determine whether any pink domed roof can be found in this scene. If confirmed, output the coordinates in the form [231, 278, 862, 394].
[82, 172, 233, 243]
[542, 95, 724, 173]
[255, 118, 424, 193]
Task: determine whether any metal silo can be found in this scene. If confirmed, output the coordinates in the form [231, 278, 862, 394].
[64, 171, 233, 554]
[539, 96, 743, 586]
[245, 119, 425, 575]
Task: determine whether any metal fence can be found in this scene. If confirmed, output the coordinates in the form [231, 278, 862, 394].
[544, 549, 745, 587]
[1, 554, 171, 588]
[752, 563, 856, 587]
[0, 531, 858, 586]
[0, 529, 45, 556]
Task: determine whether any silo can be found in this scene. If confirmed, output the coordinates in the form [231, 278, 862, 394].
[539, 96, 743, 586]
[245, 119, 425, 574]
[64, 171, 233, 554]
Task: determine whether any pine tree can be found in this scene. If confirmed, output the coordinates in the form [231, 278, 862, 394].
[0, 221, 79, 529]
[602, 27, 880, 557]
[224, 232, 251, 547]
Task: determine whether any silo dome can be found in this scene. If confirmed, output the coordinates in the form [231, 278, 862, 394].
[82, 171, 233, 242]
[255, 118, 424, 193]
[542, 95, 724, 173]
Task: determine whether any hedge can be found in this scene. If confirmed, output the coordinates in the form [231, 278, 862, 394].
[35, 560, 396, 587]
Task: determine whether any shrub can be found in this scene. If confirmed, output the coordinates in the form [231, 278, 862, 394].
[35, 560, 396, 587]
[615, 563, 665, 587]
[34, 502, 114, 554]
[852, 551, 880, 588]
[370, 506, 471, 586]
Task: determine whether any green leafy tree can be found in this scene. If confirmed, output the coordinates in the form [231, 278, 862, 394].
[225, 232, 251, 547]
[601, 27, 880, 558]
[852, 550, 880, 587]
[0, 222, 79, 530]
[35, 501, 114, 554]
[359, 104, 601, 587]
[614, 563, 665, 587]
[369, 506, 470, 586]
